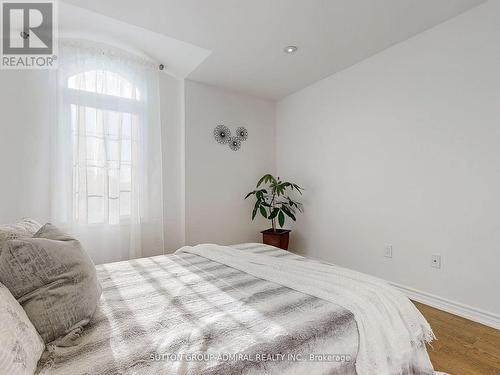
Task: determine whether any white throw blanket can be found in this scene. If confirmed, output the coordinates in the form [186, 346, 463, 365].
[176, 244, 437, 375]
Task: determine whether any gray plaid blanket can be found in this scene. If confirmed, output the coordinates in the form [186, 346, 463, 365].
[35, 244, 431, 375]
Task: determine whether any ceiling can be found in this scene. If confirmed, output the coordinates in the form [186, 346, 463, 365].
[59, 3, 210, 78]
[63, 0, 486, 100]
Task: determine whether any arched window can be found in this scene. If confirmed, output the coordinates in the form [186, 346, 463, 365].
[68, 70, 141, 100]
[66, 70, 140, 225]
[53, 41, 164, 262]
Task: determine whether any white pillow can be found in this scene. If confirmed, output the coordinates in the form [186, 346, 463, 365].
[0, 218, 42, 254]
[0, 282, 45, 375]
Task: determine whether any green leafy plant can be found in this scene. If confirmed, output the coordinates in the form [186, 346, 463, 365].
[245, 174, 304, 231]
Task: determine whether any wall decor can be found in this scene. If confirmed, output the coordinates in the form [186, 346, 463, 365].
[213, 125, 248, 151]
[213, 124, 231, 144]
[236, 126, 248, 141]
[228, 137, 242, 151]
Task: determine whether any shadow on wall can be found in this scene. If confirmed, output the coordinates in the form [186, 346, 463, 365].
[289, 232, 307, 257]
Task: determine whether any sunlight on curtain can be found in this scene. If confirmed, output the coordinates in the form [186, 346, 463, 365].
[68, 73, 137, 226]
[51, 40, 164, 264]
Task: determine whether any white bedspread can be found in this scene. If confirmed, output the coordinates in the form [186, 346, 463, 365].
[176, 244, 437, 375]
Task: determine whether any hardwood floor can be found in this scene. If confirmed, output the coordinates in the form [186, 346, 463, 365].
[413, 301, 500, 375]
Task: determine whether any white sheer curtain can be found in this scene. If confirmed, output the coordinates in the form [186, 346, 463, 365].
[51, 40, 164, 264]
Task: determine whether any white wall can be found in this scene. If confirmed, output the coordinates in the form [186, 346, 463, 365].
[0, 70, 52, 224]
[277, 1, 500, 316]
[185, 80, 275, 245]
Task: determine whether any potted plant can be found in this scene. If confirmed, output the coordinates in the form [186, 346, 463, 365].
[245, 174, 303, 249]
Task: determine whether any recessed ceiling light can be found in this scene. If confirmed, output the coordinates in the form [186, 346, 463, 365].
[284, 45, 298, 54]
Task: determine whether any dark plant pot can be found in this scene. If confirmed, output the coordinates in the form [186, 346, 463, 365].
[261, 229, 291, 250]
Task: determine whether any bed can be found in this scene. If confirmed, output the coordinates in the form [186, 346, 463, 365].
[35, 243, 435, 375]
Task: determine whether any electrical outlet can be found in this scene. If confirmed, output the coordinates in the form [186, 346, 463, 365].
[384, 245, 393, 258]
[431, 254, 441, 269]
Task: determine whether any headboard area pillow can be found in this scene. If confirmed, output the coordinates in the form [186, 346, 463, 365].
[0, 223, 102, 345]
[0, 218, 42, 254]
[0, 282, 45, 375]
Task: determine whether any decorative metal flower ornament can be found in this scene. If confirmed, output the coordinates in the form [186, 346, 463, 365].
[235, 126, 248, 141]
[214, 124, 248, 151]
[228, 137, 241, 151]
[213, 124, 231, 144]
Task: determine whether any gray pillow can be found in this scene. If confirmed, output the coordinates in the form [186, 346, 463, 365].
[0, 218, 42, 254]
[0, 223, 101, 345]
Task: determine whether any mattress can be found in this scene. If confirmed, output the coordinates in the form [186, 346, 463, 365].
[35, 244, 431, 374]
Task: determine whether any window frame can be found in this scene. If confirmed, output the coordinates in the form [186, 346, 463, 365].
[63, 69, 143, 226]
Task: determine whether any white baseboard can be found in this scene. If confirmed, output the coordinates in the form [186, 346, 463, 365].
[391, 282, 500, 330]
